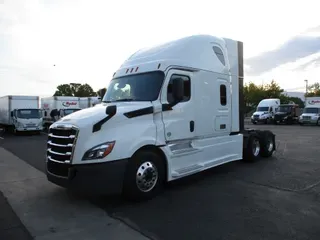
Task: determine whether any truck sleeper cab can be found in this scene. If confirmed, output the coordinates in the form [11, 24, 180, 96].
[46, 35, 276, 201]
[251, 98, 280, 124]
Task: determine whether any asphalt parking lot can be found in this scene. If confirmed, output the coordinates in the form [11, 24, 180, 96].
[1, 124, 320, 240]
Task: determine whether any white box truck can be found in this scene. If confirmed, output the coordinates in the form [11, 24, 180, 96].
[79, 97, 101, 109]
[299, 97, 320, 125]
[0, 95, 43, 134]
[46, 35, 276, 201]
[251, 98, 280, 124]
[41, 96, 82, 129]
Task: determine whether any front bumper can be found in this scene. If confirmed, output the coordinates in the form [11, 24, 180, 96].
[16, 127, 43, 131]
[273, 118, 287, 123]
[299, 119, 318, 124]
[251, 118, 268, 123]
[46, 158, 128, 195]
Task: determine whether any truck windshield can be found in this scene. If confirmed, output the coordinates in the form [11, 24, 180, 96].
[257, 107, 269, 112]
[303, 107, 319, 114]
[103, 71, 165, 102]
[17, 109, 41, 119]
[64, 109, 80, 116]
[278, 106, 291, 112]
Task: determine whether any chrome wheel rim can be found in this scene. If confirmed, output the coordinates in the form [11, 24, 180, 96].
[267, 139, 274, 152]
[136, 161, 158, 192]
[252, 138, 260, 157]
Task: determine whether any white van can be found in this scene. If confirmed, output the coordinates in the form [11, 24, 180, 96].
[251, 98, 280, 124]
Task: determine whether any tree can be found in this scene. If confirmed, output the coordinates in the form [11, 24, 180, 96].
[244, 82, 264, 108]
[76, 84, 96, 97]
[263, 80, 284, 99]
[243, 80, 303, 114]
[53, 83, 96, 97]
[306, 82, 320, 97]
[97, 88, 107, 98]
[279, 94, 305, 108]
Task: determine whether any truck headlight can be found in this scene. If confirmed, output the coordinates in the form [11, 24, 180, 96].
[82, 141, 115, 160]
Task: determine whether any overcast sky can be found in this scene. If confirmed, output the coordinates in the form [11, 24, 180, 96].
[0, 0, 320, 97]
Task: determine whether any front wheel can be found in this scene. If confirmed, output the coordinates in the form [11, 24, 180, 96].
[13, 127, 19, 135]
[123, 150, 165, 201]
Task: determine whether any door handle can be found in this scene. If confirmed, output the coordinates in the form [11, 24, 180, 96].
[190, 121, 194, 132]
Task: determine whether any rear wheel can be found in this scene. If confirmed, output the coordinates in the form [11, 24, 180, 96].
[259, 131, 275, 158]
[243, 134, 261, 162]
[123, 150, 165, 201]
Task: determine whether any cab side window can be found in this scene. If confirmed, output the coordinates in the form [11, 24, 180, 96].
[220, 84, 227, 106]
[167, 74, 191, 104]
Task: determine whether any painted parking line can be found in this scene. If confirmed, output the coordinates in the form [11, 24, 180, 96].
[0, 136, 4, 140]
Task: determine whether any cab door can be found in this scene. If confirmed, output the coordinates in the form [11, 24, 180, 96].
[160, 69, 195, 142]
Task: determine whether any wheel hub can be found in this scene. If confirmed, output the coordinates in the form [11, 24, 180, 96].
[252, 139, 260, 157]
[136, 161, 158, 192]
[267, 140, 274, 152]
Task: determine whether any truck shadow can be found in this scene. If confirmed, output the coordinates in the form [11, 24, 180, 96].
[88, 157, 278, 209]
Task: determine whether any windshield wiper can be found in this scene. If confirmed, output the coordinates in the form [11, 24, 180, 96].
[102, 100, 112, 103]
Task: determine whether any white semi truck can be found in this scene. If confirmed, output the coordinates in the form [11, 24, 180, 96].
[41, 96, 82, 129]
[251, 98, 280, 124]
[0, 95, 43, 134]
[299, 97, 320, 125]
[46, 35, 276, 201]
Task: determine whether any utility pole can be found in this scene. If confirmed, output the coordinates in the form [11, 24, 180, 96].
[304, 79, 308, 102]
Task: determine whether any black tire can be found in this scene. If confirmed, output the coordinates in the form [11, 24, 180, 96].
[259, 131, 275, 158]
[13, 127, 19, 135]
[286, 118, 293, 125]
[123, 150, 165, 201]
[317, 118, 320, 126]
[243, 134, 261, 162]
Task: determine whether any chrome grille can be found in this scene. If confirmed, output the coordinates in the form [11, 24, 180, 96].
[47, 125, 79, 167]
[303, 116, 311, 120]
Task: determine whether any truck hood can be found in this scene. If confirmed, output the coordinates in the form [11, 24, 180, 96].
[17, 118, 42, 125]
[253, 111, 268, 116]
[55, 101, 153, 127]
[275, 112, 289, 116]
[301, 113, 319, 117]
